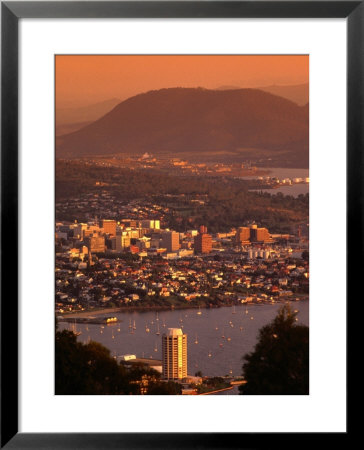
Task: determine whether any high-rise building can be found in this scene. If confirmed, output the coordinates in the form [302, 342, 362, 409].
[236, 227, 251, 245]
[121, 220, 137, 228]
[160, 231, 180, 253]
[121, 234, 131, 249]
[199, 225, 208, 234]
[140, 219, 161, 230]
[194, 232, 212, 254]
[107, 236, 123, 252]
[84, 235, 105, 253]
[250, 225, 272, 243]
[162, 328, 187, 380]
[101, 219, 117, 236]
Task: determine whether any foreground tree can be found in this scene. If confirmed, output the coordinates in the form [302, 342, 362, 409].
[239, 304, 309, 395]
[55, 329, 182, 395]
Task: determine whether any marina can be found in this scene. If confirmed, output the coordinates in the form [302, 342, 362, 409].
[58, 300, 309, 378]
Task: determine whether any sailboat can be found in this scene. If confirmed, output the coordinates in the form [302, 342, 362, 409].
[197, 305, 202, 315]
[112, 330, 115, 339]
[145, 323, 150, 333]
[162, 319, 166, 328]
[208, 350, 212, 358]
[245, 306, 249, 315]
[154, 342, 158, 352]
[132, 320, 136, 330]
[156, 323, 160, 336]
[221, 327, 225, 339]
[232, 305, 236, 314]
[194, 334, 198, 344]
[129, 319, 134, 334]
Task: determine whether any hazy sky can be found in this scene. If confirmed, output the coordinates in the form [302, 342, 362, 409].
[56, 55, 309, 108]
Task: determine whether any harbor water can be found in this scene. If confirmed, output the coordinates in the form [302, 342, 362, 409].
[59, 300, 309, 378]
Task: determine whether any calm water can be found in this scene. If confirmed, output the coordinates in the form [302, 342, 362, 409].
[249, 184, 309, 197]
[242, 168, 309, 197]
[59, 300, 309, 378]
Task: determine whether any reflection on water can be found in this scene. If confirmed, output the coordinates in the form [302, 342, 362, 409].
[59, 301, 309, 378]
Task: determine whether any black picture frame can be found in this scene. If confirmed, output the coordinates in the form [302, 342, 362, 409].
[1, 1, 359, 448]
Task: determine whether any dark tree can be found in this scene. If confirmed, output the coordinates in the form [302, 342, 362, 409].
[146, 381, 182, 395]
[56, 330, 134, 394]
[239, 304, 309, 395]
[55, 329, 183, 395]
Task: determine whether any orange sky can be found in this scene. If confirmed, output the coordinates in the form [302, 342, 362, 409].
[56, 55, 308, 108]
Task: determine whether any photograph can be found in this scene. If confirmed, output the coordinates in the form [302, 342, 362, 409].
[55, 55, 309, 396]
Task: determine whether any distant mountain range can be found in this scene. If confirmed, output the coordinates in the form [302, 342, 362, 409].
[217, 83, 309, 106]
[56, 87, 309, 167]
[56, 98, 121, 135]
[257, 83, 309, 106]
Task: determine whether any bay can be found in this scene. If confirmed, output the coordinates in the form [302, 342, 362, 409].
[59, 300, 309, 379]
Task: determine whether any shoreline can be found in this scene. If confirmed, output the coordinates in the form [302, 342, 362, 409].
[199, 386, 234, 395]
[57, 296, 308, 319]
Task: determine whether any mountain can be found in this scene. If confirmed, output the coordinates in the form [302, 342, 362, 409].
[56, 87, 309, 167]
[216, 85, 242, 91]
[56, 98, 121, 127]
[218, 83, 309, 106]
[56, 121, 93, 137]
[258, 83, 309, 106]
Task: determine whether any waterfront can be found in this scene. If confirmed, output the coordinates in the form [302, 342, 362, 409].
[241, 167, 309, 197]
[59, 300, 309, 378]
[249, 183, 309, 197]
[241, 167, 309, 180]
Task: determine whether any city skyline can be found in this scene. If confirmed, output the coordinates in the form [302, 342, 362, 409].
[55, 54, 309, 395]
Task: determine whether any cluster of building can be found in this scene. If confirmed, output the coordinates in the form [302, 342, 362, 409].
[255, 175, 310, 187]
[55, 217, 308, 313]
[56, 191, 167, 226]
[78, 155, 267, 179]
[56, 220, 279, 262]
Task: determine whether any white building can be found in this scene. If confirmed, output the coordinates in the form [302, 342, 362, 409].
[162, 328, 187, 380]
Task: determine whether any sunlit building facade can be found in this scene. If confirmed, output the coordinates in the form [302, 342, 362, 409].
[101, 219, 117, 236]
[194, 232, 212, 254]
[162, 328, 187, 380]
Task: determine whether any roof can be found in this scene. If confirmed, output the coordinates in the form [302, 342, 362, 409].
[167, 328, 183, 336]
